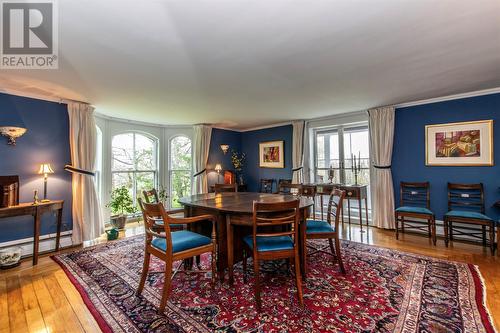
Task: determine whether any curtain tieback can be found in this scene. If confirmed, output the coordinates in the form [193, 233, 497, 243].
[64, 165, 95, 176]
[373, 165, 391, 169]
[193, 169, 206, 177]
[292, 166, 303, 172]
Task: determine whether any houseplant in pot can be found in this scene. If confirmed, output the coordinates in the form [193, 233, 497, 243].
[107, 186, 135, 229]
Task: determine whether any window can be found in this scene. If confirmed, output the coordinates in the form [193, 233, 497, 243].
[169, 136, 192, 208]
[111, 132, 158, 208]
[95, 126, 103, 202]
[313, 124, 371, 219]
[314, 125, 370, 184]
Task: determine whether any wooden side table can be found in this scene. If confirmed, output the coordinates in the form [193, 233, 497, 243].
[0, 200, 64, 265]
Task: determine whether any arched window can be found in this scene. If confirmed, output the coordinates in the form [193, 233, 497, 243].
[112, 132, 158, 208]
[170, 136, 192, 207]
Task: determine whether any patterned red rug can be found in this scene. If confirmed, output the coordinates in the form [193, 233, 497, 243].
[53, 236, 496, 333]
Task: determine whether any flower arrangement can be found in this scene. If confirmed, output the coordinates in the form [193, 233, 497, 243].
[231, 150, 246, 172]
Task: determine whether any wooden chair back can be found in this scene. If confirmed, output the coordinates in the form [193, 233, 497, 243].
[252, 199, 300, 250]
[142, 188, 159, 203]
[326, 189, 345, 231]
[277, 178, 292, 188]
[400, 182, 430, 208]
[447, 183, 485, 213]
[300, 184, 317, 218]
[259, 178, 275, 193]
[278, 183, 302, 195]
[138, 199, 173, 252]
[214, 183, 238, 194]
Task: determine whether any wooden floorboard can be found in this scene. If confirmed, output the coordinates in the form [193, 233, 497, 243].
[0, 223, 499, 332]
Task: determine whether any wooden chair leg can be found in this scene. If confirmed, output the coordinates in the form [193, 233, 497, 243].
[211, 248, 217, 286]
[158, 261, 173, 313]
[401, 216, 405, 233]
[335, 237, 346, 274]
[253, 255, 262, 311]
[432, 217, 437, 246]
[395, 213, 400, 240]
[137, 251, 151, 295]
[242, 249, 248, 283]
[449, 221, 453, 241]
[293, 255, 304, 307]
[482, 225, 487, 247]
[328, 239, 336, 264]
[444, 218, 449, 247]
[427, 220, 431, 238]
[490, 223, 495, 256]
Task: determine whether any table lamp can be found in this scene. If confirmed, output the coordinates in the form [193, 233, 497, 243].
[38, 163, 54, 202]
[215, 164, 222, 183]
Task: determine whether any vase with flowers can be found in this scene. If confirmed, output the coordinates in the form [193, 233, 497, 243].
[231, 150, 246, 185]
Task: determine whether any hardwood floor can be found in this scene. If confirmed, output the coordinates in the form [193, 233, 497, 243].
[1, 223, 499, 332]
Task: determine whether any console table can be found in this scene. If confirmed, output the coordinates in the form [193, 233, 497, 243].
[0, 200, 64, 265]
[314, 184, 369, 232]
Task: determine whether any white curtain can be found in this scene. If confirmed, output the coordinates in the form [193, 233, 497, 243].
[292, 120, 305, 184]
[368, 106, 396, 229]
[192, 124, 212, 194]
[68, 102, 104, 244]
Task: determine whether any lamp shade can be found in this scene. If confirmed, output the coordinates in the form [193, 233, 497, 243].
[38, 163, 54, 175]
[214, 164, 222, 172]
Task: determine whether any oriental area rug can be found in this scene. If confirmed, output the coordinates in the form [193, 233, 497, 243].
[53, 236, 496, 333]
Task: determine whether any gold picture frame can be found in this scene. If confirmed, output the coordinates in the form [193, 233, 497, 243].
[259, 140, 285, 168]
[425, 119, 494, 166]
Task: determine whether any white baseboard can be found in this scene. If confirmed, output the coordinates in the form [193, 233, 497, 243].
[0, 230, 74, 258]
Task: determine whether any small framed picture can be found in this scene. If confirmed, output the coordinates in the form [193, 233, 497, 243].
[259, 140, 284, 168]
[425, 119, 494, 166]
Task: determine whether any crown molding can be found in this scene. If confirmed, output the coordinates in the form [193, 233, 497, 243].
[394, 87, 500, 109]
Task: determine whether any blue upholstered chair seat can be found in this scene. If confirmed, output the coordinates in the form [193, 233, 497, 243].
[243, 235, 294, 252]
[151, 230, 211, 253]
[445, 210, 492, 221]
[395, 206, 433, 215]
[306, 220, 335, 233]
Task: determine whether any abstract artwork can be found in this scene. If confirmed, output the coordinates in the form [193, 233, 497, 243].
[426, 120, 493, 166]
[259, 140, 284, 168]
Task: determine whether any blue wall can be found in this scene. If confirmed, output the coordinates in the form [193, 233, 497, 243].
[392, 93, 500, 221]
[207, 128, 242, 186]
[241, 125, 293, 192]
[0, 93, 73, 242]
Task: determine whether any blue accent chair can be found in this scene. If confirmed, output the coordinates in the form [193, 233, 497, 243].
[395, 182, 436, 244]
[444, 183, 495, 255]
[137, 199, 217, 313]
[305, 188, 346, 274]
[242, 199, 303, 311]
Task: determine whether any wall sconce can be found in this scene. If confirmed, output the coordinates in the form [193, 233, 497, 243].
[0, 112, 27, 145]
[215, 163, 222, 183]
[38, 163, 54, 202]
[220, 144, 230, 155]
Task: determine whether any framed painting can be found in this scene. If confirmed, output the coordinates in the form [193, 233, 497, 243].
[259, 140, 285, 168]
[425, 120, 493, 166]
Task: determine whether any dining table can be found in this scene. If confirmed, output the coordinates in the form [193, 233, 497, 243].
[179, 192, 314, 284]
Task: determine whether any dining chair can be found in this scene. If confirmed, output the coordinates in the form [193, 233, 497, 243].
[142, 188, 184, 231]
[395, 182, 436, 245]
[278, 182, 302, 195]
[214, 183, 238, 194]
[444, 183, 495, 254]
[242, 199, 303, 311]
[259, 178, 275, 193]
[301, 184, 317, 219]
[137, 199, 217, 312]
[305, 189, 346, 274]
[275, 179, 292, 193]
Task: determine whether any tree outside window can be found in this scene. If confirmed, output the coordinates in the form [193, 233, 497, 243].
[111, 132, 158, 210]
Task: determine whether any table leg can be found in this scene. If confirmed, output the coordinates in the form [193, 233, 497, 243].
[347, 199, 351, 225]
[364, 198, 369, 227]
[33, 208, 40, 265]
[320, 195, 324, 221]
[55, 208, 63, 251]
[226, 216, 234, 285]
[300, 211, 307, 279]
[359, 197, 364, 233]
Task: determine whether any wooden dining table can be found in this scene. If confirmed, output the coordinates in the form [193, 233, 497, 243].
[179, 192, 314, 284]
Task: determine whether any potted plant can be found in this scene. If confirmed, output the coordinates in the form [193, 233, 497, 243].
[231, 150, 246, 185]
[106, 186, 135, 229]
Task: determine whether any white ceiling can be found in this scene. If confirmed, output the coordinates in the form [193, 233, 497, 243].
[1, 0, 499, 130]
